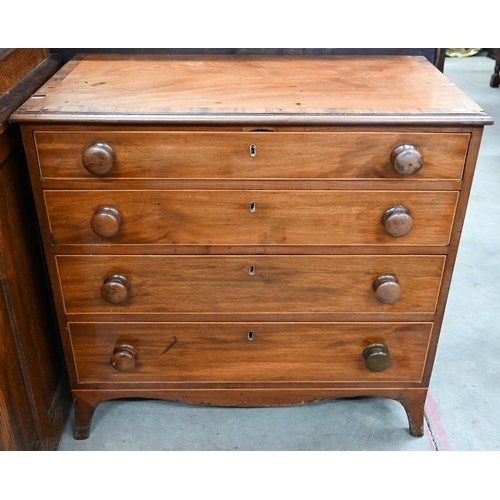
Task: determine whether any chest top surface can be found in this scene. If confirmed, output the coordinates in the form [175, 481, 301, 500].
[10, 54, 492, 126]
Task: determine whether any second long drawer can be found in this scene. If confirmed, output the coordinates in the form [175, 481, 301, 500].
[44, 190, 459, 246]
[56, 255, 445, 314]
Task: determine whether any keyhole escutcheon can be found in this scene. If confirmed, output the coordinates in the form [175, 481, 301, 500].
[249, 201, 256, 212]
[249, 265, 256, 275]
[249, 144, 257, 157]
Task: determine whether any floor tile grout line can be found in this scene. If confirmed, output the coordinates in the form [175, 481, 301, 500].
[424, 410, 440, 451]
[424, 390, 452, 451]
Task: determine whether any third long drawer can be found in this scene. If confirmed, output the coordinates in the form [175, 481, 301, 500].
[56, 255, 446, 315]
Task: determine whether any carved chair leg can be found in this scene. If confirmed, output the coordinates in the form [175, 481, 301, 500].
[399, 390, 427, 437]
[491, 51, 500, 88]
[73, 393, 98, 440]
[490, 70, 500, 88]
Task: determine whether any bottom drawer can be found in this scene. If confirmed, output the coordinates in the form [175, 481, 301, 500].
[69, 322, 432, 384]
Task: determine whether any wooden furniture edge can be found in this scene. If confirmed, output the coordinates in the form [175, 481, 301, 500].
[73, 387, 429, 438]
[0, 54, 63, 126]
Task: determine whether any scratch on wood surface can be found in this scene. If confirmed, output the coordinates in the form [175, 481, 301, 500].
[158, 337, 178, 357]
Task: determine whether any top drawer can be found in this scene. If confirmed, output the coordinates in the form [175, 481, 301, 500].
[34, 131, 469, 180]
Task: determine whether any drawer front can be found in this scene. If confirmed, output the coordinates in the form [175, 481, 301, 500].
[45, 190, 459, 247]
[57, 255, 445, 314]
[35, 131, 469, 180]
[69, 322, 432, 384]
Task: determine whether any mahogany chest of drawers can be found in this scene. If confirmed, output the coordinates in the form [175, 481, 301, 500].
[11, 54, 493, 439]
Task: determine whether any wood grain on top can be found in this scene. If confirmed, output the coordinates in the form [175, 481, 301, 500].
[10, 55, 493, 125]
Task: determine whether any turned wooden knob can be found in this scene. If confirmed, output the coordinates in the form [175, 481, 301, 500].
[91, 206, 123, 238]
[101, 274, 130, 304]
[390, 144, 423, 176]
[111, 344, 138, 372]
[82, 142, 116, 176]
[373, 274, 401, 304]
[363, 343, 391, 372]
[382, 205, 413, 238]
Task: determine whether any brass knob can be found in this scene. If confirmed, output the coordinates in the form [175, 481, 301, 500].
[390, 144, 423, 176]
[82, 142, 116, 176]
[382, 205, 413, 238]
[373, 274, 401, 304]
[101, 274, 130, 304]
[111, 344, 138, 372]
[91, 206, 123, 238]
[363, 343, 391, 372]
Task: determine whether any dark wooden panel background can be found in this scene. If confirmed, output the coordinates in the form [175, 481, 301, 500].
[50, 48, 445, 71]
[0, 48, 71, 450]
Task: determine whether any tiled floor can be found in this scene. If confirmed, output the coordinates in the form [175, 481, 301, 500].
[57, 52, 500, 451]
